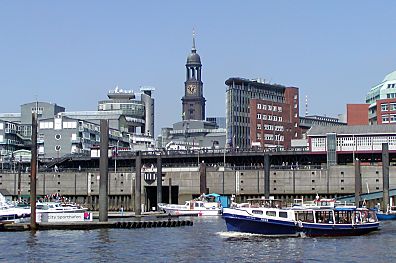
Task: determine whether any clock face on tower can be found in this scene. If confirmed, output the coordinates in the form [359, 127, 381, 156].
[187, 84, 197, 95]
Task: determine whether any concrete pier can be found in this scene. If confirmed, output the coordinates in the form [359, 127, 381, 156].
[135, 151, 142, 215]
[382, 143, 390, 211]
[99, 119, 109, 222]
[157, 155, 162, 208]
[354, 159, 362, 207]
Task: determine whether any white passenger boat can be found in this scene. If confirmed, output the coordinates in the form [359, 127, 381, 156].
[158, 193, 222, 216]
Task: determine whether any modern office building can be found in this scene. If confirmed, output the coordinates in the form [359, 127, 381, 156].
[366, 70, 396, 124]
[0, 86, 156, 160]
[225, 78, 301, 149]
[98, 86, 154, 136]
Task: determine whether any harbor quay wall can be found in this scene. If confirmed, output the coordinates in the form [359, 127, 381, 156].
[0, 165, 392, 211]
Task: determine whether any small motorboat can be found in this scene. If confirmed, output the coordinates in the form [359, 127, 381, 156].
[158, 193, 222, 216]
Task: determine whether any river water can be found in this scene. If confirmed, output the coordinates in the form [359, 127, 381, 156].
[0, 217, 395, 263]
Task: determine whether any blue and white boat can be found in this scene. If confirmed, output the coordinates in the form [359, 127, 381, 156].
[374, 204, 396, 221]
[222, 197, 379, 237]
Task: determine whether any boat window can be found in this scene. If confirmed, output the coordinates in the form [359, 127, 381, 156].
[315, 211, 333, 223]
[279, 211, 288, 218]
[266, 211, 276, 217]
[334, 211, 352, 224]
[252, 210, 263, 215]
[295, 211, 314, 223]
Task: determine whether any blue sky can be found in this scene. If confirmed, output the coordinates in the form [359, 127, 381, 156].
[1, 1, 396, 136]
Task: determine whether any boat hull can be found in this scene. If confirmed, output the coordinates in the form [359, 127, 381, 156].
[162, 207, 221, 216]
[301, 222, 380, 237]
[222, 213, 298, 236]
[376, 213, 396, 221]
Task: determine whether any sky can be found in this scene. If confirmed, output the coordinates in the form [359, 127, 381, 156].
[1, 1, 396, 136]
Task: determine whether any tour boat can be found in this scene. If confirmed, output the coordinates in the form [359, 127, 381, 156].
[158, 193, 222, 216]
[222, 197, 379, 237]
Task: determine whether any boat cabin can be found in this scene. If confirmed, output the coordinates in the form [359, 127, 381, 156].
[294, 208, 377, 224]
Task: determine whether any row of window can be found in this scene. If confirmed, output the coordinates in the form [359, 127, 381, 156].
[382, 115, 396, 123]
[380, 103, 396, 111]
[256, 124, 284, 131]
[387, 83, 396, 89]
[256, 133, 285, 141]
[256, 114, 283, 122]
[256, 104, 283, 112]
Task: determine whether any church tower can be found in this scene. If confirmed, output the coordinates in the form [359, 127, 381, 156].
[182, 31, 206, 120]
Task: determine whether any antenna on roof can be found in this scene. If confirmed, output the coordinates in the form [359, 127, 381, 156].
[305, 95, 308, 116]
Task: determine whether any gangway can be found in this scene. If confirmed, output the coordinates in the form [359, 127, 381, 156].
[336, 188, 396, 203]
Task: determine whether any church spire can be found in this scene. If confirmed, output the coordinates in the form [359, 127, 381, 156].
[192, 29, 196, 53]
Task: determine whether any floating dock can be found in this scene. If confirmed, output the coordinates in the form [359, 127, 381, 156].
[0, 219, 193, 232]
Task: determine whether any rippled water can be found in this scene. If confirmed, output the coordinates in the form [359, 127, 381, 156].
[0, 217, 395, 263]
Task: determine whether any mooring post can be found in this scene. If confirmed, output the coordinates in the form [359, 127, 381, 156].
[156, 154, 162, 209]
[199, 161, 207, 194]
[354, 158, 362, 207]
[135, 151, 142, 215]
[99, 119, 109, 222]
[382, 143, 390, 212]
[17, 156, 22, 202]
[264, 154, 270, 199]
[168, 178, 172, 204]
[30, 111, 38, 230]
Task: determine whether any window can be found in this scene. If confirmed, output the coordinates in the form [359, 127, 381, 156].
[262, 105, 267, 110]
[257, 113, 261, 119]
[381, 104, 389, 111]
[294, 95, 298, 99]
[294, 104, 298, 109]
[55, 134, 61, 140]
[63, 122, 77, 129]
[256, 133, 262, 140]
[257, 104, 262, 109]
[268, 105, 272, 111]
[266, 211, 276, 217]
[262, 115, 267, 120]
[391, 103, 396, 111]
[257, 124, 261, 130]
[273, 116, 278, 121]
[273, 106, 277, 111]
[278, 107, 282, 112]
[55, 145, 61, 151]
[268, 115, 272, 121]
[279, 212, 288, 218]
[278, 116, 283, 122]
[252, 210, 263, 215]
[39, 122, 54, 129]
[382, 115, 390, 123]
